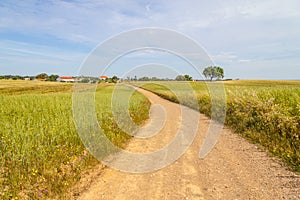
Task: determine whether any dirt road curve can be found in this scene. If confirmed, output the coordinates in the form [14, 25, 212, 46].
[72, 88, 299, 200]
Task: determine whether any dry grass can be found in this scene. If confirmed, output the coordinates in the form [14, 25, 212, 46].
[0, 80, 73, 95]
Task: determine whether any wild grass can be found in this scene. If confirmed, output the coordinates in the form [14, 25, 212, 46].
[0, 81, 150, 199]
[137, 80, 300, 172]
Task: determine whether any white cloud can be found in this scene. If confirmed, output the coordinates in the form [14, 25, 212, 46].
[239, 0, 300, 19]
[238, 59, 251, 63]
[0, 0, 299, 78]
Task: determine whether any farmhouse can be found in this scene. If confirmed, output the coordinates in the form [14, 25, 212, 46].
[100, 75, 108, 80]
[57, 76, 75, 82]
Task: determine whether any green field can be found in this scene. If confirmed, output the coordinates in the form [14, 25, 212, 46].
[1, 80, 299, 199]
[0, 81, 150, 199]
[136, 80, 300, 172]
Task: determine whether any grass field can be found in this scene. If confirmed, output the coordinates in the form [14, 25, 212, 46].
[1, 79, 299, 199]
[0, 81, 150, 199]
[136, 80, 300, 172]
[0, 80, 73, 95]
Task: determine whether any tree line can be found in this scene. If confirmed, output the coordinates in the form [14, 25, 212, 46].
[136, 66, 224, 81]
[0, 73, 59, 81]
[0, 66, 225, 82]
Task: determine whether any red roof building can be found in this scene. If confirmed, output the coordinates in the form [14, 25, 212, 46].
[100, 76, 108, 80]
[57, 76, 75, 82]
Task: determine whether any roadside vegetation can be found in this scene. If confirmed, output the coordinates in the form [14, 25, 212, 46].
[0, 81, 150, 199]
[137, 80, 300, 172]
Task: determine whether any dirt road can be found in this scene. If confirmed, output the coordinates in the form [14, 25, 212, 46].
[72, 88, 299, 200]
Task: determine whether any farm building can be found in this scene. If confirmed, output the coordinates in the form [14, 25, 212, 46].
[100, 75, 108, 80]
[56, 76, 75, 82]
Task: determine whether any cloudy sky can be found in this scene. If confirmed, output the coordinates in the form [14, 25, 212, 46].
[0, 0, 299, 79]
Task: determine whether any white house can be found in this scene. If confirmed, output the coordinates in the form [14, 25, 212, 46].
[57, 76, 75, 82]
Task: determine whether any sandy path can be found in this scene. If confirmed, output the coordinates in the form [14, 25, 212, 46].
[73, 88, 299, 200]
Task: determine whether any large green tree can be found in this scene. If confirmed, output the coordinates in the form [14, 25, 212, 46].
[202, 66, 224, 81]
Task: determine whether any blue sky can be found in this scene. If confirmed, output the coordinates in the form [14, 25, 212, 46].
[0, 0, 299, 79]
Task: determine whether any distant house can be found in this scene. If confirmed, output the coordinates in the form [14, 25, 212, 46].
[57, 76, 75, 82]
[24, 78, 30, 81]
[100, 75, 108, 80]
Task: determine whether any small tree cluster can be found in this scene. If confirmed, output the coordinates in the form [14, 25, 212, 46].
[0, 75, 36, 80]
[175, 74, 193, 81]
[105, 76, 119, 83]
[36, 73, 59, 81]
[137, 76, 170, 81]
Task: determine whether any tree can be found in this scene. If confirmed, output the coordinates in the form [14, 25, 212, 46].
[80, 78, 90, 83]
[175, 74, 192, 81]
[36, 73, 48, 80]
[12, 75, 22, 80]
[184, 74, 192, 81]
[49, 74, 59, 81]
[175, 75, 185, 81]
[151, 77, 159, 81]
[111, 75, 119, 83]
[138, 76, 150, 81]
[202, 66, 224, 81]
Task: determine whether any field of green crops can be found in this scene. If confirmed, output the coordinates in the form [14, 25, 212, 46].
[0, 80, 150, 199]
[136, 80, 300, 172]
